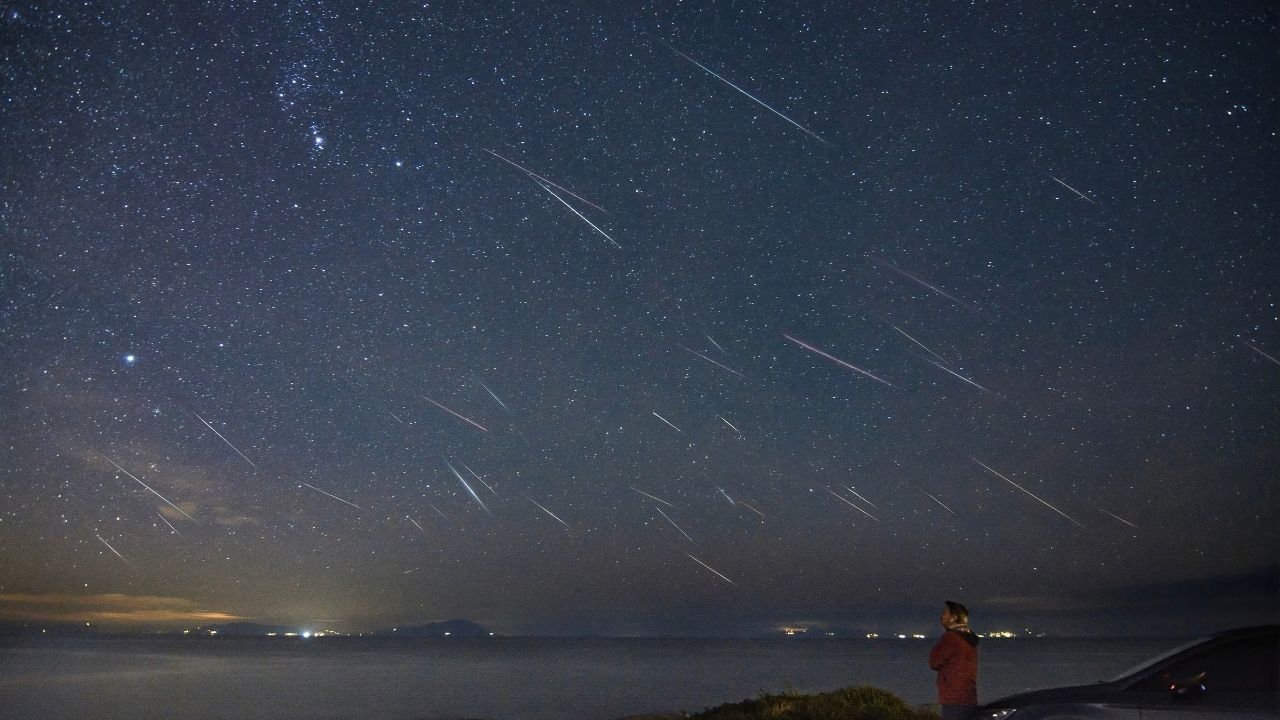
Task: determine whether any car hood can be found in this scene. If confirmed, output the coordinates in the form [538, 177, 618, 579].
[983, 680, 1129, 709]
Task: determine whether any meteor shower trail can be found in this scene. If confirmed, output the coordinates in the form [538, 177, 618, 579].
[300, 482, 365, 511]
[422, 396, 488, 432]
[687, 553, 736, 585]
[193, 411, 260, 471]
[783, 334, 894, 387]
[973, 458, 1082, 527]
[102, 456, 197, 522]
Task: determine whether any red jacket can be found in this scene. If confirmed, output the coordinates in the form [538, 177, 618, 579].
[929, 629, 979, 705]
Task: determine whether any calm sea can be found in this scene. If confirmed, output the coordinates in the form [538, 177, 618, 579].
[0, 636, 1180, 720]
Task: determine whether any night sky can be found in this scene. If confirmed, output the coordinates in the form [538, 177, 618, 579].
[1, 1, 1276, 638]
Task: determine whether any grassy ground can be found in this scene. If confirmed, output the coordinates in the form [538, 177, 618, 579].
[687, 685, 941, 720]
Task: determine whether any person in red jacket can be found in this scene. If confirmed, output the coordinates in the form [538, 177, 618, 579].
[929, 600, 980, 720]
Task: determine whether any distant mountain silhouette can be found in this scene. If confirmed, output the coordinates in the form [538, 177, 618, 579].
[377, 619, 492, 637]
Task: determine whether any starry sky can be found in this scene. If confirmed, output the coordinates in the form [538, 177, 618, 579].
[1, 1, 1276, 637]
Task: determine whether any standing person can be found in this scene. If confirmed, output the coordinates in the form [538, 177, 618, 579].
[929, 600, 980, 720]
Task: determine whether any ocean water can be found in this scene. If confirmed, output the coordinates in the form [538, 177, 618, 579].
[0, 636, 1180, 720]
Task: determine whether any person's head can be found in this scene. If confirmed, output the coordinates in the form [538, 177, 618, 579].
[941, 600, 969, 628]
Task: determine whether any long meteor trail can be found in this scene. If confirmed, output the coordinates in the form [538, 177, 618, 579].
[477, 381, 513, 412]
[534, 179, 621, 248]
[300, 482, 365, 511]
[651, 411, 683, 433]
[95, 534, 130, 565]
[783, 334, 894, 387]
[526, 496, 570, 529]
[972, 458, 1082, 527]
[825, 486, 879, 522]
[717, 415, 742, 434]
[631, 486, 675, 507]
[1098, 507, 1138, 528]
[676, 343, 745, 378]
[193, 411, 260, 471]
[927, 360, 994, 394]
[657, 39, 830, 147]
[654, 505, 695, 543]
[893, 326, 949, 364]
[687, 553, 736, 585]
[103, 456, 196, 522]
[874, 259, 979, 313]
[422, 396, 488, 432]
[444, 458, 491, 515]
[482, 147, 606, 214]
[1051, 176, 1100, 206]
[919, 487, 956, 515]
[1241, 339, 1280, 367]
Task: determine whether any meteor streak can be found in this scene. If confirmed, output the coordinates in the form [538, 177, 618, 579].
[705, 335, 727, 353]
[927, 360, 994, 394]
[95, 534, 129, 565]
[477, 381, 513, 412]
[482, 147, 606, 214]
[1051, 176, 1100, 206]
[382, 407, 408, 425]
[193, 411, 260, 471]
[676, 343, 745, 378]
[825, 486, 879, 521]
[782, 334, 894, 387]
[422, 396, 488, 432]
[874, 260, 979, 312]
[919, 487, 956, 515]
[972, 458, 1082, 527]
[156, 513, 180, 535]
[534, 179, 621, 248]
[738, 501, 766, 519]
[717, 415, 742, 434]
[657, 39, 830, 147]
[687, 553, 736, 585]
[526, 496, 570, 529]
[461, 462, 497, 495]
[407, 516, 425, 533]
[630, 486, 675, 507]
[102, 456, 196, 522]
[1241, 339, 1280, 367]
[429, 504, 447, 520]
[300, 482, 365, 511]
[716, 487, 735, 505]
[444, 458, 491, 515]
[893, 326, 949, 364]
[1098, 507, 1137, 528]
[651, 411, 683, 433]
[845, 487, 878, 508]
[654, 505, 695, 543]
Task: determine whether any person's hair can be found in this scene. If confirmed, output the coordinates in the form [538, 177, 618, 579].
[944, 600, 969, 625]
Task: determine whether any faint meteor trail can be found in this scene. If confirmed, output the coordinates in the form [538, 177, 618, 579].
[1051, 176, 1100, 206]
[738, 500, 766, 519]
[676, 343, 745, 378]
[477, 381, 513, 412]
[1098, 507, 1138, 528]
[461, 462, 497, 495]
[705, 334, 727, 353]
[631, 486, 675, 507]
[656, 38, 830, 147]
[429, 504, 447, 520]
[382, 406, 408, 426]
[156, 513, 180, 535]
[874, 259, 979, 312]
[972, 458, 1082, 527]
[102, 456, 197, 522]
[687, 553, 736, 585]
[95, 534, 129, 565]
[526, 496, 570, 529]
[845, 487, 878, 508]
[825, 486, 879, 521]
[193, 411, 260, 471]
[919, 487, 956, 515]
[422, 396, 488, 432]
[716, 487, 735, 505]
[927, 360, 995, 394]
[481, 147, 606, 214]
[717, 415, 742, 434]
[654, 505, 695, 543]
[534, 179, 622, 248]
[1241, 339, 1280, 367]
[893, 326, 949, 364]
[300, 482, 365, 511]
[782, 334, 894, 387]
[444, 458, 491, 515]
[651, 411, 683, 433]
[407, 516, 426, 533]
